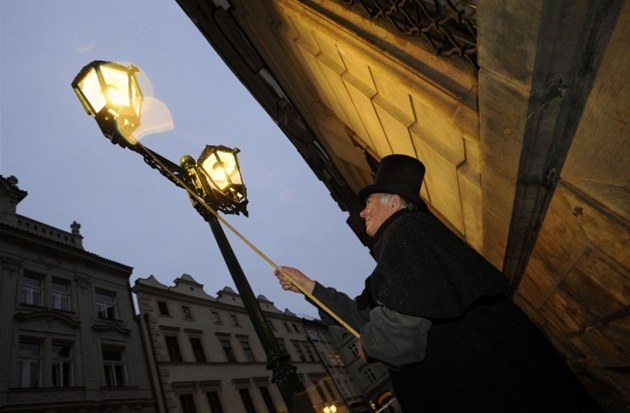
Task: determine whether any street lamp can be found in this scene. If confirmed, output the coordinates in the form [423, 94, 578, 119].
[72, 60, 315, 413]
[185, 145, 248, 216]
[323, 404, 337, 413]
[72, 60, 142, 148]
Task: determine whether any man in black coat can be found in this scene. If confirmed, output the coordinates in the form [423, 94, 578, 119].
[276, 154, 603, 412]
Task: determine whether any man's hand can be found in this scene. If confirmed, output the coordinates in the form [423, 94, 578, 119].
[274, 266, 316, 294]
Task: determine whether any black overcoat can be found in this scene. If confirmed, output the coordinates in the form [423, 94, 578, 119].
[355, 210, 603, 412]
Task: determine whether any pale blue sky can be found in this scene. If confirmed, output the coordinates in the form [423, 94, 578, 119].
[0, 0, 374, 318]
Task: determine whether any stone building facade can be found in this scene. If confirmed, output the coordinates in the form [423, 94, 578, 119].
[0, 175, 156, 412]
[133, 274, 388, 413]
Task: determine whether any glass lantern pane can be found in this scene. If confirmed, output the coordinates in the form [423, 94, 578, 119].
[201, 153, 228, 191]
[218, 150, 242, 185]
[100, 65, 130, 107]
[78, 67, 107, 114]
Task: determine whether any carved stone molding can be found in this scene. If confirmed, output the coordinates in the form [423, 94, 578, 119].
[74, 274, 90, 290]
[92, 319, 132, 335]
[1, 255, 23, 277]
[14, 309, 81, 328]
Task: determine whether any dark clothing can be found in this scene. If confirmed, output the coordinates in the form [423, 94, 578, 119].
[360, 210, 507, 319]
[390, 294, 603, 412]
[312, 210, 603, 412]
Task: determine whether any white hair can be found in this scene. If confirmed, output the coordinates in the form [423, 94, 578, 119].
[378, 193, 418, 211]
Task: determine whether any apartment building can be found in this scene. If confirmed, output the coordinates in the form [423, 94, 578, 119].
[133, 274, 349, 413]
[0, 175, 156, 412]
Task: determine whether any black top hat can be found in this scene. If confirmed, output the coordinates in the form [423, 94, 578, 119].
[358, 154, 426, 206]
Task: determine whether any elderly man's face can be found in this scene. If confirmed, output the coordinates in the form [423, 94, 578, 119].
[359, 193, 400, 237]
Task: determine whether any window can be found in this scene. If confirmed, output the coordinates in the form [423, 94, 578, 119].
[179, 394, 197, 413]
[165, 336, 183, 362]
[240, 340, 255, 362]
[268, 320, 276, 331]
[21, 275, 43, 306]
[95, 290, 117, 319]
[360, 365, 377, 383]
[211, 311, 222, 325]
[276, 340, 288, 357]
[326, 352, 343, 367]
[323, 379, 336, 400]
[206, 391, 224, 413]
[314, 380, 327, 403]
[51, 279, 71, 310]
[292, 341, 306, 361]
[307, 330, 319, 342]
[349, 342, 359, 358]
[283, 322, 291, 333]
[182, 306, 193, 320]
[230, 314, 240, 327]
[292, 323, 300, 333]
[51, 343, 72, 387]
[157, 301, 169, 316]
[17, 341, 41, 388]
[190, 338, 206, 362]
[259, 386, 277, 413]
[220, 339, 236, 362]
[319, 352, 327, 365]
[20, 273, 73, 310]
[239, 388, 258, 413]
[303, 342, 315, 362]
[102, 347, 126, 387]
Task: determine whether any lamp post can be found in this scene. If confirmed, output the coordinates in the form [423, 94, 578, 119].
[72, 60, 315, 413]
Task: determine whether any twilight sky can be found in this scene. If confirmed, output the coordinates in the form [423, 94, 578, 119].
[0, 0, 375, 318]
